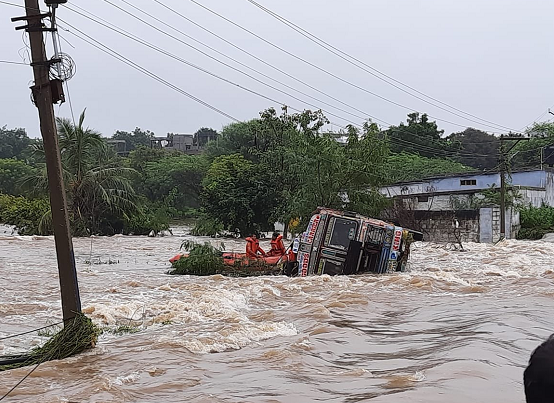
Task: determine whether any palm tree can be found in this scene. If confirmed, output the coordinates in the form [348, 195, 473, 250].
[25, 109, 138, 235]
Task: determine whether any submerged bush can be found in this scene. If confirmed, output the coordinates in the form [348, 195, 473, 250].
[0, 193, 51, 235]
[0, 313, 100, 371]
[169, 241, 281, 277]
[169, 241, 225, 276]
[190, 214, 224, 237]
[123, 206, 170, 236]
[517, 205, 554, 240]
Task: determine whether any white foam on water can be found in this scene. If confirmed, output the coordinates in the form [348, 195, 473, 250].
[173, 320, 298, 353]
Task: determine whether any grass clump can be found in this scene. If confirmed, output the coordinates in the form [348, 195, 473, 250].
[104, 324, 141, 335]
[0, 313, 100, 371]
[169, 241, 283, 277]
[169, 241, 225, 276]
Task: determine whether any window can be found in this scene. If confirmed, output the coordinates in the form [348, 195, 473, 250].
[417, 196, 429, 202]
[460, 179, 476, 186]
[326, 217, 358, 250]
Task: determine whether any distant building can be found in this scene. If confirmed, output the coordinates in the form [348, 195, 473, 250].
[380, 169, 554, 243]
[150, 133, 210, 155]
[106, 139, 128, 156]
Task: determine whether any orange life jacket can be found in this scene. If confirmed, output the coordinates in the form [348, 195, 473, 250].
[269, 235, 286, 256]
[246, 237, 265, 258]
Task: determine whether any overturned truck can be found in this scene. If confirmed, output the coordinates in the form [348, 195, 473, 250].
[285, 208, 423, 276]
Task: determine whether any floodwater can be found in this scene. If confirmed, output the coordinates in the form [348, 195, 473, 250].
[0, 225, 553, 402]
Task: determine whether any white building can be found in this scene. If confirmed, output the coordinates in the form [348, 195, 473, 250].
[380, 169, 554, 243]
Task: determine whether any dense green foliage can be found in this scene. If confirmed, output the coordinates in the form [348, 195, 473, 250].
[112, 127, 155, 151]
[0, 126, 33, 160]
[0, 159, 37, 195]
[0, 194, 51, 235]
[2, 108, 553, 238]
[385, 113, 457, 158]
[386, 153, 476, 183]
[202, 108, 390, 235]
[447, 128, 500, 170]
[517, 205, 554, 240]
[0, 111, 171, 236]
[28, 112, 143, 236]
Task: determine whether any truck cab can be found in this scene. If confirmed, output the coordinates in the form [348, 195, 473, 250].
[287, 208, 423, 277]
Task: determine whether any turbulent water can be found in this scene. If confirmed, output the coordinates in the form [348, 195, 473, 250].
[1, 225, 553, 402]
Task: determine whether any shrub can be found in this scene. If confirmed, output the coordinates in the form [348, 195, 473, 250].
[169, 241, 225, 276]
[517, 205, 554, 240]
[123, 206, 170, 235]
[0, 193, 51, 235]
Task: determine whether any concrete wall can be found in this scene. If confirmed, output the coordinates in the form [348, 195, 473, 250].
[414, 210, 480, 243]
[479, 207, 519, 243]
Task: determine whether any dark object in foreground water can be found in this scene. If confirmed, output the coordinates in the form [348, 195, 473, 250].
[524, 333, 554, 403]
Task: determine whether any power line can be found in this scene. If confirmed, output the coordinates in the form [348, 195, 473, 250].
[0, 60, 27, 65]
[66, 12, 492, 160]
[0, 362, 41, 401]
[104, 0, 389, 126]
[57, 21, 241, 123]
[6, 0, 496, 161]
[73, 4, 506, 162]
[70, 2, 377, 126]
[520, 103, 554, 132]
[0, 0, 25, 8]
[243, 0, 518, 133]
[0, 321, 64, 341]
[184, 0, 511, 133]
[51, 25, 499, 167]
[148, 0, 392, 128]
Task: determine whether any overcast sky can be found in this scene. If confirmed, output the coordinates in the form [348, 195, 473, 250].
[1, 0, 553, 138]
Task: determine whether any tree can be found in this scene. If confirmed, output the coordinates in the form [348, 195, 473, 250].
[201, 154, 277, 235]
[194, 127, 218, 147]
[142, 155, 208, 210]
[0, 126, 32, 159]
[385, 113, 457, 158]
[112, 127, 155, 151]
[126, 146, 170, 174]
[447, 128, 500, 170]
[0, 159, 37, 195]
[204, 120, 259, 160]
[386, 153, 476, 183]
[201, 107, 392, 234]
[510, 122, 554, 169]
[29, 110, 140, 235]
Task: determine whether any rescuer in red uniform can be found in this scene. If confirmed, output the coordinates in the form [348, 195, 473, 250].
[267, 232, 286, 257]
[245, 234, 266, 258]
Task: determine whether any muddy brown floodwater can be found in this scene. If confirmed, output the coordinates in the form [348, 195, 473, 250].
[1, 226, 553, 402]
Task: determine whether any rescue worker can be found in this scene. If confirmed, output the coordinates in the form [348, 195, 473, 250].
[245, 233, 266, 258]
[267, 232, 286, 256]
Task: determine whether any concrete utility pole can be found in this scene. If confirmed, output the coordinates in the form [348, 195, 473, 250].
[12, 0, 81, 323]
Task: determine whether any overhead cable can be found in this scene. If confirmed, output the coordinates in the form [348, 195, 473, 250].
[244, 0, 519, 133]
[185, 0, 511, 133]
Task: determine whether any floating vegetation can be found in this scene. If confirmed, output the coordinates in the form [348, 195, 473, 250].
[169, 241, 282, 277]
[84, 258, 120, 265]
[0, 313, 100, 371]
[104, 324, 141, 335]
[169, 241, 225, 276]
